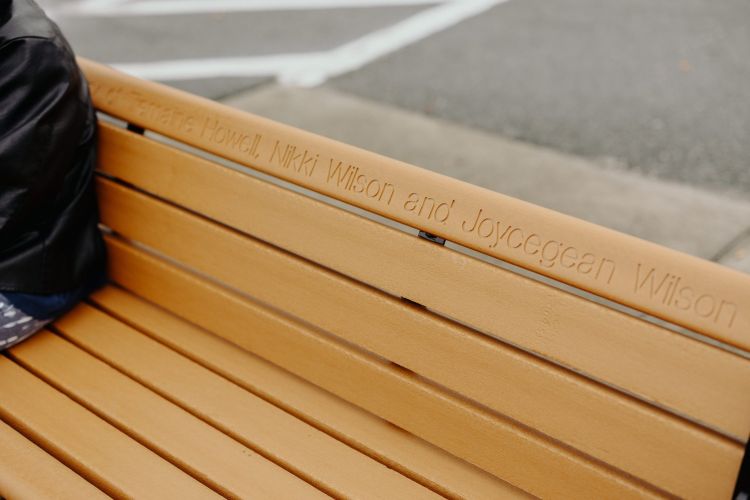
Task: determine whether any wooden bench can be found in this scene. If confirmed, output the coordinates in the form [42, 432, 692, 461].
[1, 58, 749, 499]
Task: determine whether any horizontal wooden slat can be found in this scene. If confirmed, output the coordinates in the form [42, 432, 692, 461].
[52, 302, 438, 500]
[90, 285, 530, 500]
[0, 357, 218, 499]
[8, 331, 325, 500]
[79, 58, 750, 350]
[103, 235, 661, 499]
[96, 122, 750, 441]
[96, 177, 743, 498]
[0, 419, 107, 500]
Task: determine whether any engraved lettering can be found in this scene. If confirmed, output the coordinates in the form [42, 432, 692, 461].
[524, 234, 541, 255]
[667, 276, 681, 305]
[201, 117, 218, 138]
[417, 196, 436, 218]
[326, 159, 393, 205]
[352, 174, 366, 194]
[270, 141, 292, 168]
[635, 264, 674, 303]
[248, 134, 262, 158]
[695, 294, 716, 318]
[478, 218, 494, 238]
[461, 207, 482, 233]
[461, 208, 614, 283]
[366, 179, 383, 198]
[270, 141, 317, 177]
[377, 182, 395, 204]
[716, 300, 738, 328]
[560, 246, 578, 268]
[577, 253, 596, 274]
[200, 118, 263, 157]
[507, 228, 524, 249]
[404, 193, 454, 224]
[674, 285, 693, 310]
[495, 224, 513, 250]
[404, 193, 420, 212]
[634, 264, 735, 326]
[326, 160, 351, 186]
[540, 241, 561, 268]
[224, 128, 244, 149]
[433, 199, 454, 224]
[239, 135, 253, 153]
[595, 258, 616, 285]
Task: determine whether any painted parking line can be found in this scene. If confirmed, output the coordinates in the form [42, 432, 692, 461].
[111, 53, 322, 81]
[109, 0, 506, 87]
[282, 0, 506, 86]
[52, 0, 444, 17]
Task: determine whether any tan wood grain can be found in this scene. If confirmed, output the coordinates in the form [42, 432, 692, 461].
[0, 419, 108, 500]
[0, 357, 219, 499]
[79, 58, 750, 350]
[8, 331, 328, 500]
[89, 285, 532, 500]
[96, 123, 750, 441]
[52, 303, 439, 500]
[95, 177, 743, 499]
[102, 235, 663, 499]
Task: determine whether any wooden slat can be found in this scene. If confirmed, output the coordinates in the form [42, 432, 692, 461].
[0, 357, 219, 499]
[90, 285, 531, 500]
[52, 303, 438, 500]
[96, 178, 743, 498]
[102, 235, 662, 499]
[96, 123, 750, 441]
[79, 58, 750, 350]
[8, 331, 327, 500]
[0, 419, 107, 500]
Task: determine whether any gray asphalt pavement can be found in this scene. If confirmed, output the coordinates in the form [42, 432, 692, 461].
[40, 0, 750, 198]
[44, 3, 426, 98]
[331, 0, 750, 197]
[55, 6, 426, 63]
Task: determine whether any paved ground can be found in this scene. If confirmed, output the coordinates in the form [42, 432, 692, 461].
[43, 0, 750, 198]
[37, 0, 750, 271]
[44, 2, 427, 98]
[332, 0, 750, 198]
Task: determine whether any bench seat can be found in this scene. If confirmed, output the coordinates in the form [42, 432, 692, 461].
[1, 289, 518, 498]
[1, 58, 749, 498]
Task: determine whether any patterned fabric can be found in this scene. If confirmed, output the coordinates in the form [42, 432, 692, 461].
[0, 293, 51, 350]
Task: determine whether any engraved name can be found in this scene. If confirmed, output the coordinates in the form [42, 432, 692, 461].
[634, 264, 737, 328]
[326, 159, 395, 205]
[269, 140, 319, 177]
[91, 84, 197, 135]
[201, 117, 262, 158]
[461, 207, 616, 284]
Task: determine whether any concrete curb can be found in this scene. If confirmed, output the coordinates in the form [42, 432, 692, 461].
[718, 231, 750, 274]
[223, 84, 750, 272]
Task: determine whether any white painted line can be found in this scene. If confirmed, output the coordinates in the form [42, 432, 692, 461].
[112, 53, 325, 81]
[53, 0, 443, 17]
[281, 0, 504, 86]
[77, 0, 128, 7]
[109, 0, 504, 87]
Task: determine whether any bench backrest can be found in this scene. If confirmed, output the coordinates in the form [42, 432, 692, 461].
[80, 58, 750, 499]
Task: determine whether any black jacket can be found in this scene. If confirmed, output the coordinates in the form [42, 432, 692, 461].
[0, 0, 105, 294]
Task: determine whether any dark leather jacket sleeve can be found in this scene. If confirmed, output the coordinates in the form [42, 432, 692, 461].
[0, 0, 105, 294]
[0, 37, 87, 242]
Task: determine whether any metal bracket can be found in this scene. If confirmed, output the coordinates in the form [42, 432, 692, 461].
[400, 231, 446, 308]
[418, 230, 446, 246]
[127, 123, 145, 135]
[735, 440, 750, 500]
